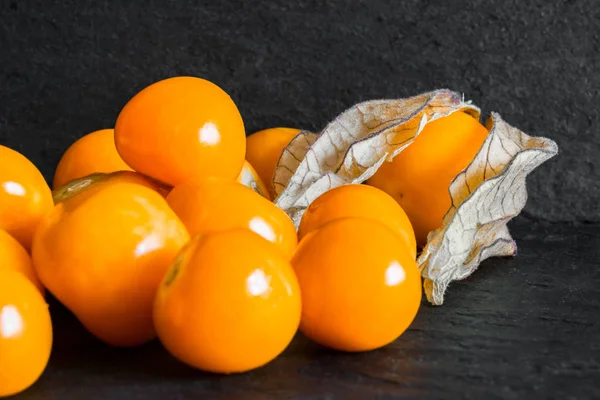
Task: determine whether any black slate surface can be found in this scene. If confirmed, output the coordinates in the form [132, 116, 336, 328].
[1, 1, 599, 399]
[13, 219, 600, 400]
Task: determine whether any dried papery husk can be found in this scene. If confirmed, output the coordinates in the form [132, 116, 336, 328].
[273, 90, 558, 306]
[273, 89, 480, 226]
[418, 113, 558, 305]
[272, 130, 319, 198]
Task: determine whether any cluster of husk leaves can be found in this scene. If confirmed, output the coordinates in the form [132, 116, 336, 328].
[271, 89, 558, 305]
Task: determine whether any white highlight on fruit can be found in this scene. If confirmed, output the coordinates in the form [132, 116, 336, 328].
[385, 261, 406, 287]
[249, 217, 276, 242]
[2, 181, 26, 196]
[246, 269, 271, 297]
[0, 305, 24, 339]
[134, 233, 163, 258]
[198, 121, 221, 145]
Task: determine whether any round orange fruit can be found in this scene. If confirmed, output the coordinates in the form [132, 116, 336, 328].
[0, 145, 53, 251]
[115, 76, 246, 186]
[367, 111, 488, 246]
[0, 269, 52, 397]
[167, 181, 297, 258]
[154, 229, 301, 373]
[298, 184, 416, 259]
[32, 181, 189, 347]
[53, 128, 132, 189]
[291, 217, 421, 352]
[0, 229, 44, 295]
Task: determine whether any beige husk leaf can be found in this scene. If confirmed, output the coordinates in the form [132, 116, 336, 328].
[273, 89, 480, 226]
[272, 130, 319, 198]
[272, 89, 558, 305]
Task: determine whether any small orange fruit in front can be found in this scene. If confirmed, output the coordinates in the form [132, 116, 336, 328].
[245, 127, 301, 198]
[154, 229, 301, 373]
[32, 181, 189, 347]
[0, 269, 52, 397]
[298, 184, 417, 259]
[167, 181, 297, 258]
[367, 111, 488, 245]
[292, 217, 421, 352]
[115, 76, 246, 186]
[0, 228, 44, 295]
[0, 145, 53, 251]
[52, 128, 132, 189]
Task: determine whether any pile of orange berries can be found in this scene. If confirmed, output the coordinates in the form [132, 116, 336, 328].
[0, 76, 489, 396]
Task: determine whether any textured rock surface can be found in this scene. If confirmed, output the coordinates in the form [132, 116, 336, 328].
[1, 1, 598, 399]
[0, 0, 596, 222]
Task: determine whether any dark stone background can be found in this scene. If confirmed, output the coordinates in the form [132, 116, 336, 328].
[1, 1, 599, 399]
[1, 0, 598, 222]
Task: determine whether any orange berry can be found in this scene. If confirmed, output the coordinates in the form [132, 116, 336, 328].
[291, 217, 421, 352]
[167, 181, 297, 258]
[0, 269, 52, 397]
[237, 160, 271, 200]
[298, 184, 416, 259]
[246, 127, 301, 198]
[367, 111, 488, 245]
[154, 229, 301, 373]
[32, 182, 189, 347]
[52, 128, 132, 189]
[0, 145, 53, 251]
[0, 229, 44, 295]
[115, 76, 246, 186]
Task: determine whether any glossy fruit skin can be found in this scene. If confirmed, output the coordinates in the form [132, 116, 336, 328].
[32, 182, 189, 347]
[52, 171, 172, 204]
[52, 128, 132, 189]
[0, 145, 53, 251]
[367, 111, 489, 246]
[298, 184, 417, 259]
[291, 217, 421, 352]
[167, 181, 297, 258]
[0, 229, 44, 295]
[237, 160, 271, 200]
[154, 229, 301, 373]
[245, 127, 300, 198]
[0, 269, 52, 397]
[115, 76, 246, 186]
